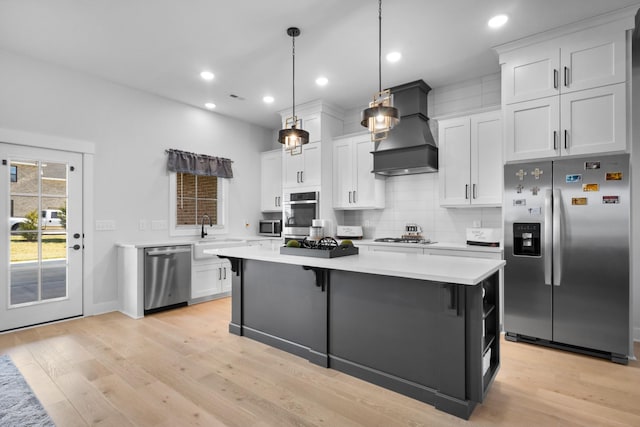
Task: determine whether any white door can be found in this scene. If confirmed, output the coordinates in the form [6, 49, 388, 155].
[504, 96, 560, 162]
[471, 111, 503, 206]
[260, 150, 282, 212]
[300, 143, 321, 187]
[332, 139, 352, 208]
[353, 136, 374, 207]
[560, 24, 626, 94]
[438, 117, 471, 206]
[1, 144, 83, 331]
[560, 83, 627, 157]
[501, 42, 560, 105]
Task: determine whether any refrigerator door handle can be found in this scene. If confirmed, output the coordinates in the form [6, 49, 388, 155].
[552, 188, 562, 286]
[544, 189, 553, 285]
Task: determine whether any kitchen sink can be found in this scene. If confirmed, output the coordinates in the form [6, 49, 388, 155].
[192, 238, 247, 259]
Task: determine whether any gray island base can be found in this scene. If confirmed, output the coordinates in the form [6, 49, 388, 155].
[206, 246, 504, 420]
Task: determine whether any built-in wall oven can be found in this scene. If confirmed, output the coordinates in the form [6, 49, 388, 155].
[283, 191, 319, 241]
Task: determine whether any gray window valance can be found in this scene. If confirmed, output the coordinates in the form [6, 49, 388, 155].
[165, 149, 233, 178]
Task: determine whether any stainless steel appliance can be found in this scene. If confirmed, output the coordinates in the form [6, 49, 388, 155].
[504, 154, 630, 363]
[258, 219, 282, 237]
[144, 245, 192, 313]
[283, 191, 319, 240]
[374, 223, 433, 244]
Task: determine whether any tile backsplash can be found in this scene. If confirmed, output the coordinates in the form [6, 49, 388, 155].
[342, 173, 502, 244]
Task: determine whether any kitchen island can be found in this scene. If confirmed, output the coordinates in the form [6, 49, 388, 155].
[205, 245, 504, 419]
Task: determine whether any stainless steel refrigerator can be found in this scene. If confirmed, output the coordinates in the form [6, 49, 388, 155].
[504, 154, 630, 363]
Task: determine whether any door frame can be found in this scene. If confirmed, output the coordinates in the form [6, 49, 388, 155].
[0, 127, 97, 320]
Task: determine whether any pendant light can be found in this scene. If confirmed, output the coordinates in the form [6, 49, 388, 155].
[278, 27, 309, 156]
[361, 0, 399, 142]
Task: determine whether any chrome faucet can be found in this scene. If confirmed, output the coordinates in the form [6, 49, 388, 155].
[201, 214, 212, 239]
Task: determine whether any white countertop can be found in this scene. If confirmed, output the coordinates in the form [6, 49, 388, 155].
[354, 239, 503, 253]
[204, 245, 505, 286]
[116, 235, 281, 249]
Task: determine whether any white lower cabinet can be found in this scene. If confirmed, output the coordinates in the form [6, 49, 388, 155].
[191, 258, 231, 302]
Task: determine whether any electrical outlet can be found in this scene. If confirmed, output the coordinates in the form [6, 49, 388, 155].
[139, 220, 147, 231]
[151, 220, 168, 230]
[95, 220, 116, 231]
[473, 220, 482, 228]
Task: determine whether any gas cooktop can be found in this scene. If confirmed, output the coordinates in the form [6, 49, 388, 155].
[374, 237, 433, 244]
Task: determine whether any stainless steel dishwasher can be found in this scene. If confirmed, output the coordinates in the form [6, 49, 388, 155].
[144, 245, 192, 313]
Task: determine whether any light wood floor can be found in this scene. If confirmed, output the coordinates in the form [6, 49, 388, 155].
[1, 298, 639, 427]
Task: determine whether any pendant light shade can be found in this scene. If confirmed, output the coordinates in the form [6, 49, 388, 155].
[279, 27, 309, 155]
[361, 0, 399, 142]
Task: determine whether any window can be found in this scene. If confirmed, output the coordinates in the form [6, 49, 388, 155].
[169, 172, 228, 236]
[10, 165, 17, 182]
[176, 173, 218, 225]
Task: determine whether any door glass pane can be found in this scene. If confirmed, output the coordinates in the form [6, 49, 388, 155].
[41, 163, 67, 196]
[9, 159, 69, 306]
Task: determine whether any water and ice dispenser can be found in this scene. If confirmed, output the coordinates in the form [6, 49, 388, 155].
[513, 223, 541, 257]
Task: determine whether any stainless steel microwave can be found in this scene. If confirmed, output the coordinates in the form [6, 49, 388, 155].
[259, 219, 282, 237]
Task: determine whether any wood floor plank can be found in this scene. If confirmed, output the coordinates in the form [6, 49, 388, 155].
[1, 297, 639, 427]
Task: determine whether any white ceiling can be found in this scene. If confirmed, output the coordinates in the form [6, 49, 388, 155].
[1, 0, 639, 129]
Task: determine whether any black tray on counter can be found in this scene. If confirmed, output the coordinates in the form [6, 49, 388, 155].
[280, 245, 359, 258]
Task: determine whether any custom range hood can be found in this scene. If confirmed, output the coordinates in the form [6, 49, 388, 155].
[371, 80, 438, 176]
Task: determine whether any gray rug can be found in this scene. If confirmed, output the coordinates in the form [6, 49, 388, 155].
[0, 354, 55, 426]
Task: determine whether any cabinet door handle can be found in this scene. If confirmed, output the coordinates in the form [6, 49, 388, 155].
[553, 130, 557, 150]
[353, 190, 357, 204]
[564, 129, 568, 149]
[296, 171, 300, 183]
[465, 184, 469, 200]
[218, 267, 222, 280]
[300, 171, 304, 183]
[223, 267, 227, 280]
[553, 69, 558, 89]
[348, 191, 352, 203]
[564, 66, 569, 87]
[472, 184, 477, 199]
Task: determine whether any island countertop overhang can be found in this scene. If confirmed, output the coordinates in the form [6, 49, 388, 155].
[204, 246, 505, 285]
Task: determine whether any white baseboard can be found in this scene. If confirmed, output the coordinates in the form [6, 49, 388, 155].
[85, 301, 119, 317]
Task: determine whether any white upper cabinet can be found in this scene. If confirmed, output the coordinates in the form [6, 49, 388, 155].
[504, 96, 560, 161]
[501, 22, 626, 105]
[282, 142, 321, 189]
[559, 83, 626, 157]
[439, 110, 503, 207]
[502, 41, 560, 105]
[260, 149, 283, 212]
[333, 132, 385, 210]
[499, 17, 631, 162]
[504, 81, 626, 161]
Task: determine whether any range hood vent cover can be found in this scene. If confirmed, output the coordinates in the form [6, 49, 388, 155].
[371, 80, 438, 175]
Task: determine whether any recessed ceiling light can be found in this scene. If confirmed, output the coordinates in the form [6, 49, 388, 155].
[200, 71, 215, 81]
[488, 14, 508, 29]
[386, 52, 402, 63]
[204, 102, 216, 109]
[315, 76, 329, 86]
[263, 95, 274, 104]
